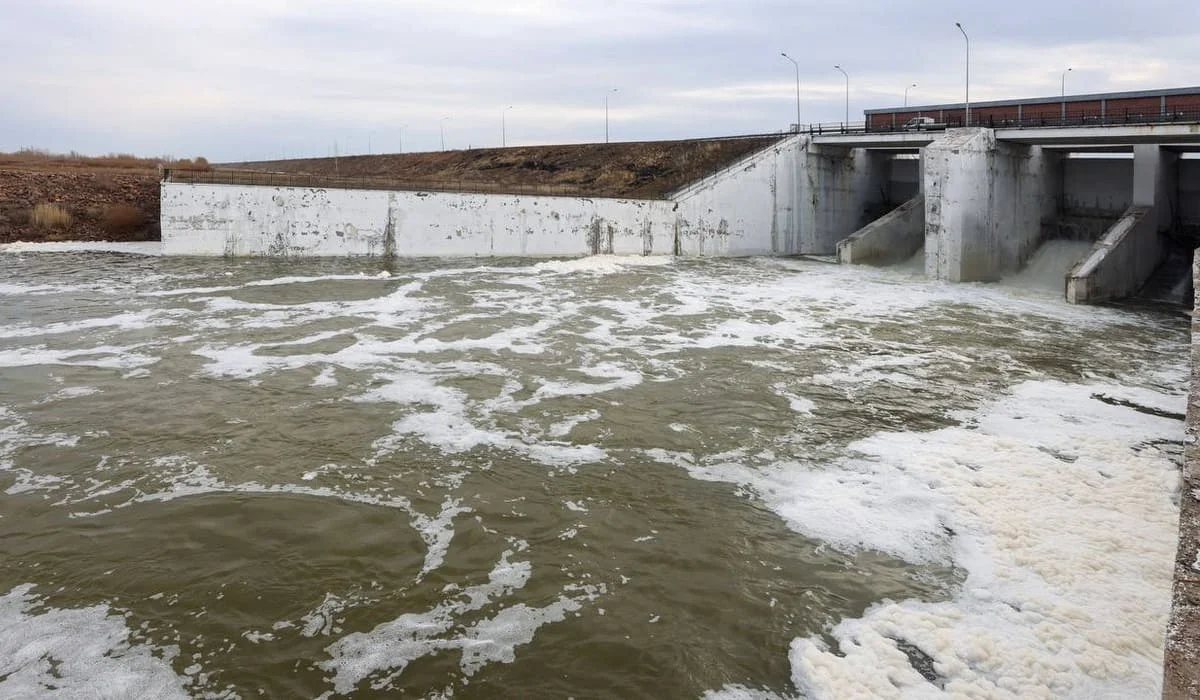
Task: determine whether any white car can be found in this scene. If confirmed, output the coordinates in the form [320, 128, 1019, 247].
[902, 116, 938, 131]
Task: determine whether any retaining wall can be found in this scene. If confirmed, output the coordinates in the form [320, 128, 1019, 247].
[164, 135, 808, 258]
[836, 195, 925, 266]
[1165, 254, 1200, 698]
[1065, 206, 1159, 304]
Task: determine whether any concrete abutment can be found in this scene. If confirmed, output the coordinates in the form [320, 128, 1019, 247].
[923, 128, 1061, 282]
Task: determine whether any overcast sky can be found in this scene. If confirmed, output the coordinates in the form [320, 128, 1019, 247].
[1, 0, 1197, 161]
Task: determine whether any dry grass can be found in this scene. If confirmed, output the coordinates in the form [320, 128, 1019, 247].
[0, 148, 212, 171]
[99, 204, 145, 234]
[30, 203, 73, 229]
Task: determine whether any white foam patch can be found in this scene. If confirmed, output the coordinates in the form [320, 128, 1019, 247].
[532, 255, 673, 275]
[311, 366, 339, 387]
[656, 381, 1182, 699]
[0, 345, 160, 370]
[320, 549, 571, 693]
[0, 584, 189, 699]
[0, 241, 162, 255]
[0, 310, 179, 340]
[702, 685, 787, 700]
[50, 457, 470, 581]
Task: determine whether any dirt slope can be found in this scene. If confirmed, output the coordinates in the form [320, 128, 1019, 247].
[224, 136, 783, 199]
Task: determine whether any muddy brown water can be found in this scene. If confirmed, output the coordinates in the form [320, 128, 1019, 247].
[0, 251, 1187, 698]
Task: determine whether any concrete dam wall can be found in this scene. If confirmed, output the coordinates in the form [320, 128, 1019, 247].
[162, 136, 808, 258]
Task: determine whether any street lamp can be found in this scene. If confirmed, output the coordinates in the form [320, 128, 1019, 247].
[605, 89, 618, 143]
[440, 116, 450, 152]
[834, 65, 849, 125]
[502, 106, 513, 148]
[955, 22, 970, 127]
[904, 83, 917, 107]
[1060, 67, 1072, 97]
[780, 52, 801, 131]
[399, 125, 406, 154]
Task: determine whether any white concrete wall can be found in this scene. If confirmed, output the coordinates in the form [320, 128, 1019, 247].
[924, 128, 1060, 282]
[1063, 158, 1133, 215]
[837, 195, 925, 266]
[162, 183, 678, 257]
[1182, 160, 1200, 225]
[889, 157, 921, 203]
[671, 135, 805, 256]
[163, 137, 809, 258]
[797, 146, 888, 255]
[1066, 206, 1159, 304]
[1134, 145, 1181, 232]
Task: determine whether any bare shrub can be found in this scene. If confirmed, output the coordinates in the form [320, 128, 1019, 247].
[30, 203, 73, 229]
[99, 204, 145, 235]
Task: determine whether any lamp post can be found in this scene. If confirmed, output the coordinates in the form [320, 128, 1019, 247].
[834, 65, 849, 125]
[399, 125, 406, 154]
[780, 52, 801, 131]
[502, 105, 513, 148]
[904, 83, 917, 107]
[1060, 67, 1073, 120]
[955, 22, 970, 127]
[440, 116, 450, 152]
[605, 89, 618, 143]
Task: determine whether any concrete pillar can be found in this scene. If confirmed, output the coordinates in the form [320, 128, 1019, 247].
[796, 145, 889, 254]
[1133, 144, 1179, 232]
[923, 128, 1061, 281]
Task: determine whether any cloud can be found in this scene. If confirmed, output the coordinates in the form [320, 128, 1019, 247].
[0, 0, 1197, 159]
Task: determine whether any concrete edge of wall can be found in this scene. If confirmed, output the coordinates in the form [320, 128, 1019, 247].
[836, 194, 925, 266]
[668, 134, 803, 201]
[1163, 250, 1200, 700]
[1065, 205, 1155, 304]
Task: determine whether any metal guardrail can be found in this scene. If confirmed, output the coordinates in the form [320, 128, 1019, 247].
[848, 108, 1200, 135]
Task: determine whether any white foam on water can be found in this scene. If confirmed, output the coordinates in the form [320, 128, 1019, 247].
[320, 549, 559, 693]
[45, 457, 470, 583]
[549, 411, 602, 439]
[0, 345, 160, 370]
[0, 310, 179, 340]
[311, 366, 339, 387]
[532, 255, 673, 275]
[0, 584, 190, 699]
[703, 685, 787, 700]
[411, 497, 472, 579]
[529, 362, 643, 402]
[301, 593, 361, 638]
[0, 241, 162, 255]
[659, 380, 1181, 699]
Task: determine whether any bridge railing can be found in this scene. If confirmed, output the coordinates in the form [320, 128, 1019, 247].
[861, 108, 1200, 134]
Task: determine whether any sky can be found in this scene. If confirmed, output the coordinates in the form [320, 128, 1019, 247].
[1, 0, 1197, 161]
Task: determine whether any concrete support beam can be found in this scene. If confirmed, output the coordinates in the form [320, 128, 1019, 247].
[837, 195, 925, 266]
[924, 128, 1061, 281]
[797, 145, 889, 254]
[1133, 144, 1180, 232]
[1065, 206, 1158, 304]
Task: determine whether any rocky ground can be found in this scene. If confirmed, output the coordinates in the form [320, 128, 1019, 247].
[0, 159, 160, 244]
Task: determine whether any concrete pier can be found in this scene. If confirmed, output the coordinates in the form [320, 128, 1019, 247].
[923, 128, 1060, 282]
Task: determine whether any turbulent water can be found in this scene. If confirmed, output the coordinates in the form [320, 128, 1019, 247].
[0, 243, 1189, 699]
